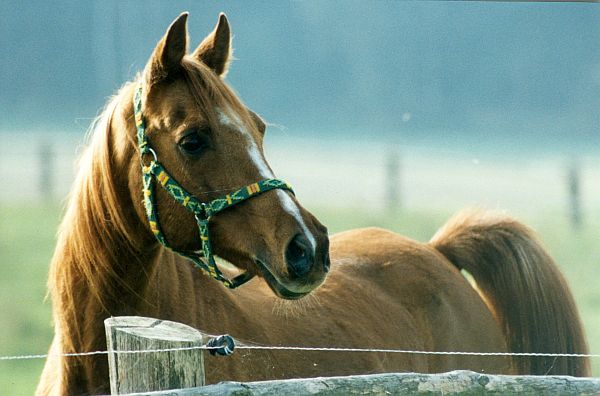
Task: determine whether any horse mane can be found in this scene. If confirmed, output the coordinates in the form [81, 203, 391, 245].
[47, 84, 142, 353]
[48, 58, 257, 355]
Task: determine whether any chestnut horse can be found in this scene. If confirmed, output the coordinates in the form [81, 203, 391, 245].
[37, 13, 589, 396]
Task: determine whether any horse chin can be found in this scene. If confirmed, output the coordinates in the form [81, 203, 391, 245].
[255, 259, 314, 300]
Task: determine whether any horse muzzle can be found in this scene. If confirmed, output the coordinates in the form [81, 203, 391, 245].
[256, 231, 330, 300]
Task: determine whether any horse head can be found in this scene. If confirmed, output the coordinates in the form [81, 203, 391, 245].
[110, 13, 329, 299]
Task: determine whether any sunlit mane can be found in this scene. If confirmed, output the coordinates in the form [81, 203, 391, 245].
[47, 84, 140, 354]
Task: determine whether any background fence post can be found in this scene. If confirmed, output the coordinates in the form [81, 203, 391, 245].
[104, 316, 206, 395]
[567, 159, 582, 230]
[385, 148, 402, 213]
[38, 141, 54, 199]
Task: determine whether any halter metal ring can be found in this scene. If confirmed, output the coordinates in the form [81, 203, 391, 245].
[141, 147, 158, 167]
[195, 202, 209, 222]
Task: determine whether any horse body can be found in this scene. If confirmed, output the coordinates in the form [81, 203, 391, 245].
[36, 13, 589, 396]
[201, 226, 510, 382]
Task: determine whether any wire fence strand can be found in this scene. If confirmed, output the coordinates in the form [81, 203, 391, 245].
[2, 344, 600, 362]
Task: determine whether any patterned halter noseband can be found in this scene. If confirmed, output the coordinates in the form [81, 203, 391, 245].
[134, 83, 294, 288]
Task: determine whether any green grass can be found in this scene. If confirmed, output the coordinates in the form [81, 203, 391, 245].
[1, 204, 598, 394]
[0, 204, 60, 395]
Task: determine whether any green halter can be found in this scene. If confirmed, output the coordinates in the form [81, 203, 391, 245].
[134, 84, 294, 289]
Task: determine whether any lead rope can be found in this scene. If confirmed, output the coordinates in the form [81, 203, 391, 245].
[134, 83, 294, 288]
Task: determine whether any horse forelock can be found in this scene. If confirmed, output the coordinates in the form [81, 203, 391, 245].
[180, 57, 259, 141]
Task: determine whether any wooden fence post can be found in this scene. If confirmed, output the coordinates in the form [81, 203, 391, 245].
[105, 316, 206, 395]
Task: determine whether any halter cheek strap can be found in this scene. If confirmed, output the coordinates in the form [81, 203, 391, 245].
[134, 84, 294, 289]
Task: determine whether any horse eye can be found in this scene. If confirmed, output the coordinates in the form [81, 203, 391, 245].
[178, 130, 209, 157]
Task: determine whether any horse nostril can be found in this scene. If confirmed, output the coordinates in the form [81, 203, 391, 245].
[285, 234, 313, 279]
[323, 252, 330, 273]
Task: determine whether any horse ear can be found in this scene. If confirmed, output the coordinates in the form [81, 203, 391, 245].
[144, 12, 189, 87]
[193, 13, 232, 77]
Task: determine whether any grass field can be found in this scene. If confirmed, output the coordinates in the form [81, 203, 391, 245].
[1, 204, 599, 394]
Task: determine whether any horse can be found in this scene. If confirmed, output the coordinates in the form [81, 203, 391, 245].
[36, 12, 590, 396]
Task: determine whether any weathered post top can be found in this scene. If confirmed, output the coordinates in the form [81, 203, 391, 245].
[105, 316, 206, 395]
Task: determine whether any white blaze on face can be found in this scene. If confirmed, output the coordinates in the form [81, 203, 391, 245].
[217, 108, 317, 251]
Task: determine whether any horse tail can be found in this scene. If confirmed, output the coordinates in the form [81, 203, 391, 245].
[429, 209, 590, 376]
